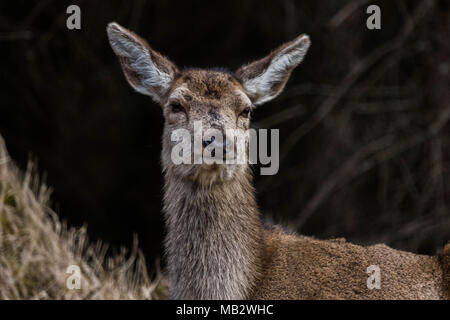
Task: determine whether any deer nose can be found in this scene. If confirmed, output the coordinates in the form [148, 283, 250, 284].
[203, 136, 215, 148]
[203, 136, 233, 155]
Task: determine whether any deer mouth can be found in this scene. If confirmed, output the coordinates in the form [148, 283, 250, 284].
[188, 161, 242, 185]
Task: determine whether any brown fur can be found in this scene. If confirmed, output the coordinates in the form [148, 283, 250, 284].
[107, 22, 449, 299]
[255, 230, 446, 299]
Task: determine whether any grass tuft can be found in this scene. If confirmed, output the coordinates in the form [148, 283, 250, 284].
[0, 136, 167, 299]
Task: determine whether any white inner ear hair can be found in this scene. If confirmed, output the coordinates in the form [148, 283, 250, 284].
[244, 35, 310, 105]
[108, 25, 173, 102]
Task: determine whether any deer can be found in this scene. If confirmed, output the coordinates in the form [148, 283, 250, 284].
[106, 22, 450, 300]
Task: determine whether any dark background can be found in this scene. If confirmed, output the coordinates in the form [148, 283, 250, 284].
[1, 0, 449, 270]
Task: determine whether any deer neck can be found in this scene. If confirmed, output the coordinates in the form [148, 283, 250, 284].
[162, 169, 263, 299]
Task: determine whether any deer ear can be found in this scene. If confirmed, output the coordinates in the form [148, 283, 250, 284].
[107, 22, 178, 103]
[235, 34, 310, 106]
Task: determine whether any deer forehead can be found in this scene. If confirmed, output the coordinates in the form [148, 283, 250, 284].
[167, 70, 252, 110]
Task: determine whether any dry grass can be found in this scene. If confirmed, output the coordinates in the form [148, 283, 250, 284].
[0, 136, 167, 299]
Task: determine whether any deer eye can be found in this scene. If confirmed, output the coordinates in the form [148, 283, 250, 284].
[240, 107, 251, 118]
[170, 103, 185, 113]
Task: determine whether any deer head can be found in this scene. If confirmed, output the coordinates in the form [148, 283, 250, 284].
[107, 22, 310, 185]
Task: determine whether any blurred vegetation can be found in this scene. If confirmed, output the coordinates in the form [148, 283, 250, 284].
[0, 136, 167, 299]
[0, 0, 448, 273]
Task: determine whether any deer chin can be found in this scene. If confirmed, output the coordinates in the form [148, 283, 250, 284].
[169, 162, 246, 186]
[163, 162, 237, 186]
[190, 163, 238, 186]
